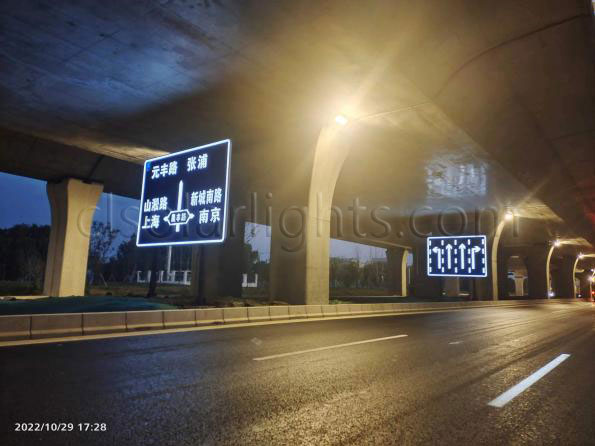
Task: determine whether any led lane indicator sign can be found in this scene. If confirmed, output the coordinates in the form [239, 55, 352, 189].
[136, 139, 231, 247]
[427, 235, 487, 277]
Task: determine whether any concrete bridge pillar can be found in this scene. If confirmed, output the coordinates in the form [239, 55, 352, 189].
[269, 121, 352, 304]
[43, 178, 103, 297]
[190, 215, 246, 303]
[552, 255, 578, 298]
[577, 271, 593, 301]
[525, 244, 554, 298]
[386, 247, 408, 296]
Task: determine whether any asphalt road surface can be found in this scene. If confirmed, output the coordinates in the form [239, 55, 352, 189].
[1, 303, 593, 445]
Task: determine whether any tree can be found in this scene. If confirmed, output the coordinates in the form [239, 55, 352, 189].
[336, 258, 360, 288]
[88, 222, 119, 286]
[107, 234, 141, 282]
[0, 224, 50, 287]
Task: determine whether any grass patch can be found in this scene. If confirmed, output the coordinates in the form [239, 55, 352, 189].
[0, 296, 177, 315]
[330, 288, 395, 297]
[0, 281, 41, 296]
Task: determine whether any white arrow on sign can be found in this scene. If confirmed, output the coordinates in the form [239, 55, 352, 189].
[458, 243, 466, 268]
[432, 246, 443, 269]
[470, 245, 481, 270]
[445, 244, 453, 269]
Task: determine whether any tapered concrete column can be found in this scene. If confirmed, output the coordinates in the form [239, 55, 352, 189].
[552, 255, 578, 298]
[386, 247, 408, 296]
[43, 178, 103, 297]
[269, 122, 352, 304]
[525, 244, 554, 298]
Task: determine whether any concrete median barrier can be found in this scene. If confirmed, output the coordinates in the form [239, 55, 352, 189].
[288, 305, 307, 319]
[269, 306, 290, 321]
[305, 305, 323, 318]
[163, 309, 196, 329]
[360, 303, 374, 314]
[348, 304, 363, 314]
[31, 313, 82, 339]
[126, 310, 164, 331]
[335, 304, 351, 316]
[196, 308, 224, 325]
[380, 303, 393, 313]
[1, 299, 590, 342]
[223, 307, 248, 324]
[0, 315, 31, 340]
[247, 306, 270, 322]
[83, 312, 126, 335]
[321, 304, 337, 317]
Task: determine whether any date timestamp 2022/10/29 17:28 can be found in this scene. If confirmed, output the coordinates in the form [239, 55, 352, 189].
[14, 422, 107, 432]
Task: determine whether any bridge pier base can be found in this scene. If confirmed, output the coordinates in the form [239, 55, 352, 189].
[43, 178, 103, 297]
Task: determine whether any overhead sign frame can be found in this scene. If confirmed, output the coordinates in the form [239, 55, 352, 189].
[136, 139, 231, 247]
[426, 235, 487, 278]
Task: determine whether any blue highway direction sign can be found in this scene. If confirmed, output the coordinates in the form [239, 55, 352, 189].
[427, 235, 487, 277]
[136, 139, 231, 247]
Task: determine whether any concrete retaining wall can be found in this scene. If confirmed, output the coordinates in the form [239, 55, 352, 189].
[0, 299, 589, 342]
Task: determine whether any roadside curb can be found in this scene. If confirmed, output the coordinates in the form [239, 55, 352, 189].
[0, 299, 590, 343]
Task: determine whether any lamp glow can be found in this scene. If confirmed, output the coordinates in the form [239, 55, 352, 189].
[553, 239, 561, 248]
[504, 211, 514, 221]
[335, 114, 348, 126]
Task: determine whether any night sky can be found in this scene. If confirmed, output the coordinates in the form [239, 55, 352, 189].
[0, 172, 139, 245]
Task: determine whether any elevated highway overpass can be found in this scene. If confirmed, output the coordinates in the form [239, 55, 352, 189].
[0, 0, 594, 302]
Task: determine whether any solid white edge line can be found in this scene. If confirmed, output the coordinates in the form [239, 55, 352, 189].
[253, 334, 408, 361]
[488, 353, 571, 408]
